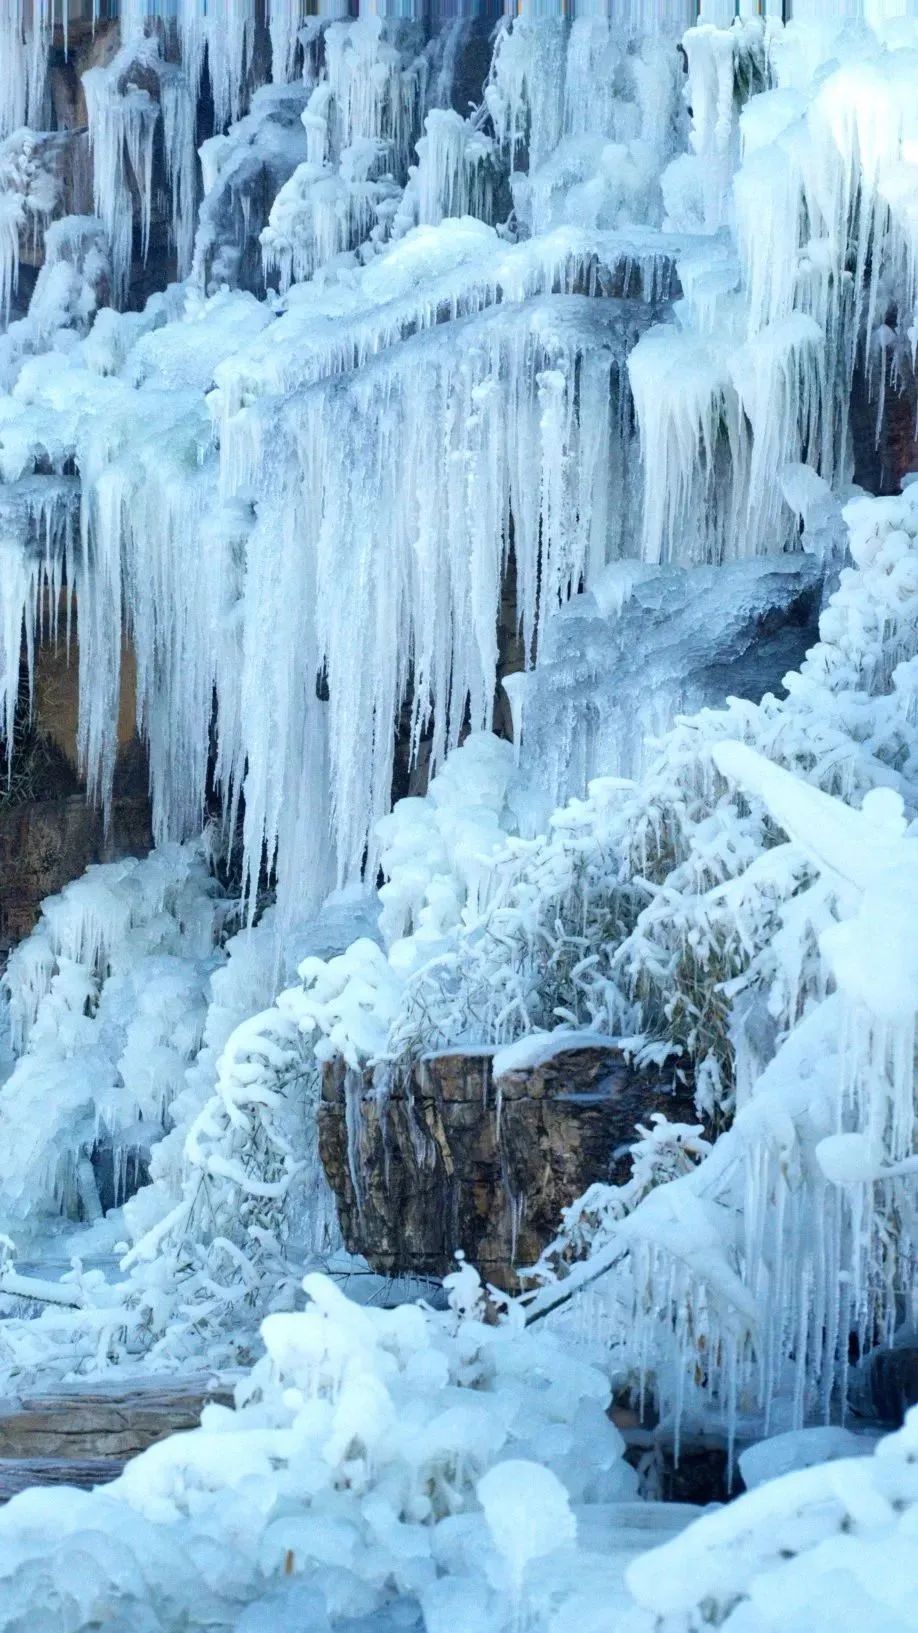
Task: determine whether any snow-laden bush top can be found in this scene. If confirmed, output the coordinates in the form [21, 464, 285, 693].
[0, 1261, 914, 1633]
[0, 1265, 640, 1633]
[293, 483, 918, 1096]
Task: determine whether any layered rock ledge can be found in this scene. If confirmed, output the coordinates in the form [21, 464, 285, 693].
[318, 1041, 696, 1291]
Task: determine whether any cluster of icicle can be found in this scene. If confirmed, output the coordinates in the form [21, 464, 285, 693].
[0, 842, 225, 1227]
[630, 12, 918, 564]
[0, 2, 349, 142]
[6, 9, 917, 923]
[0, 10, 690, 919]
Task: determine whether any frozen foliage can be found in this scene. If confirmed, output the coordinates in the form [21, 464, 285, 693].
[0, 456, 879, 1399]
[0, 882, 381, 1380]
[0, 1266, 659, 1633]
[293, 483, 918, 1074]
[288, 478, 918, 1440]
[0, 1261, 914, 1633]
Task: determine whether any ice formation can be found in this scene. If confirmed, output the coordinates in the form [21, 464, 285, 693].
[0, 1266, 661, 1633]
[0, 842, 225, 1227]
[0, 6, 695, 914]
[0, 10, 915, 1625]
[624, 1409, 918, 1632]
[2, 6, 914, 914]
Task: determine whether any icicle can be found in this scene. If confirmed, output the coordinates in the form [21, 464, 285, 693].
[629, 325, 746, 565]
[415, 110, 496, 228]
[84, 45, 161, 307]
[159, 65, 199, 281]
[0, 1, 51, 141]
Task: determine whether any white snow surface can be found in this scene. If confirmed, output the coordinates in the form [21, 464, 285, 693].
[492, 1030, 622, 1080]
[624, 1409, 918, 1633]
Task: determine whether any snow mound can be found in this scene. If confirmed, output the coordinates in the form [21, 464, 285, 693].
[626, 1410, 918, 1633]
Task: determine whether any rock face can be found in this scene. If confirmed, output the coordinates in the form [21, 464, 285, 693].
[0, 792, 152, 959]
[0, 1376, 234, 1505]
[869, 1346, 918, 1426]
[318, 1044, 695, 1290]
[0, 626, 152, 958]
[0, 1377, 233, 1464]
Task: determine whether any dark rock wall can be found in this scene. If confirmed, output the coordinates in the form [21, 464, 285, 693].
[0, 626, 151, 960]
[319, 1044, 697, 1290]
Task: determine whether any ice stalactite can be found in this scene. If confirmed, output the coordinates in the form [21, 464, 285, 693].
[0, 16, 915, 1470]
[487, 15, 685, 240]
[633, 17, 918, 568]
[0, 476, 77, 753]
[710, 744, 918, 1428]
[83, 43, 161, 307]
[231, 295, 646, 902]
[630, 308, 826, 565]
[0, 0, 312, 323]
[414, 109, 496, 229]
[628, 325, 743, 566]
[84, 34, 204, 305]
[0, 1, 51, 143]
[679, 20, 767, 235]
[0, 13, 690, 925]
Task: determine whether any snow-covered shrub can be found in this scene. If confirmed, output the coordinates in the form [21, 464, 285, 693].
[270, 483, 918, 1440]
[0, 1263, 913, 1632]
[532, 1114, 713, 1281]
[0, 888, 380, 1382]
[0, 1266, 638, 1632]
[292, 484, 918, 1110]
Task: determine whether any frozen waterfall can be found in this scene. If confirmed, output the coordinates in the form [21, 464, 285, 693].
[0, 0, 915, 1490]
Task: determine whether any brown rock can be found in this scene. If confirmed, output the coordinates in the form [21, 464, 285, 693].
[0, 621, 152, 958]
[0, 1457, 125, 1504]
[318, 1044, 695, 1291]
[0, 792, 152, 959]
[0, 1378, 234, 1464]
